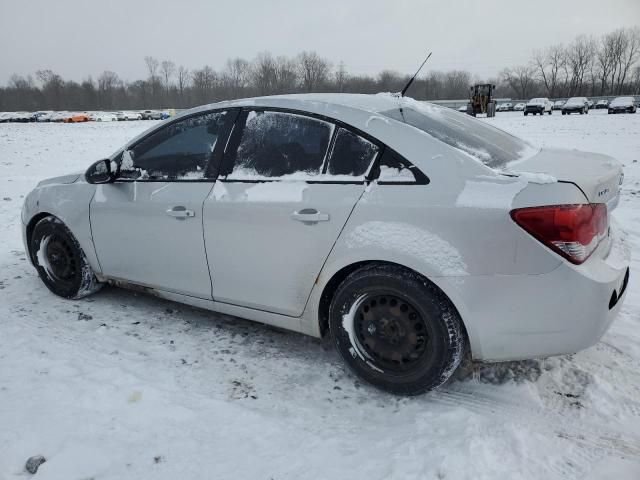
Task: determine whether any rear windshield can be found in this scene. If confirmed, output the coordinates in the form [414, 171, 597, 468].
[381, 103, 534, 168]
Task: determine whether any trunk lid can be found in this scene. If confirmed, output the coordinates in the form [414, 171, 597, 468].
[505, 148, 623, 208]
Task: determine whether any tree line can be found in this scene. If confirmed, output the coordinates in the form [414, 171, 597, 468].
[1, 27, 639, 112]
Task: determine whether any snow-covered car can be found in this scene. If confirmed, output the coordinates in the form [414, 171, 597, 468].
[6, 111, 32, 122]
[34, 111, 55, 122]
[116, 111, 143, 121]
[513, 103, 525, 111]
[608, 96, 637, 114]
[595, 99, 609, 109]
[0, 112, 15, 123]
[21, 94, 630, 395]
[562, 97, 589, 115]
[49, 111, 70, 122]
[497, 102, 513, 112]
[524, 98, 552, 116]
[552, 100, 565, 110]
[90, 112, 118, 122]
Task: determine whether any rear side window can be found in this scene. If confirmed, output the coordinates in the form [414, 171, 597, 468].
[227, 111, 333, 179]
[326, 128, 379, 178]
[121, 111, 227, 180]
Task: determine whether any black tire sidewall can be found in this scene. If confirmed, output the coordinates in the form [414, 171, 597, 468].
[329, 266, 464, 395]
[30, 217, 86, 299]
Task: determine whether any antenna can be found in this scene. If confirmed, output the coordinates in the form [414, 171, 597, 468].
[400, 52, 432, 97]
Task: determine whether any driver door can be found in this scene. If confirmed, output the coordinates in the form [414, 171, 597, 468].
[90, 110, 232, 299]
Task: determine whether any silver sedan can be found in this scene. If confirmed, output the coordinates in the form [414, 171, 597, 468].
[21, 94, 630, 394]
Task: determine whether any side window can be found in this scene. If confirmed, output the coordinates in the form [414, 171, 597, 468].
[227, 111, 333, 179]
[119, 111, 227, 180]
[376, 149, 429, 185]
[326, 128, 379, 178]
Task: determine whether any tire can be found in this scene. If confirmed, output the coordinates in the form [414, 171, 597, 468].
[562, 111, 566, 115]
[548, 109, 552, 115]
[329, 264, 465, 395]
[524, 112, 528, 116]
[29, 216, 102, 299]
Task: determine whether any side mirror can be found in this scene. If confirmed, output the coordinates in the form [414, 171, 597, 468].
[85, 159, 116, 184]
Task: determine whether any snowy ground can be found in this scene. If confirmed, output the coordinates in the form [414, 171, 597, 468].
[1, 110, 640, 479]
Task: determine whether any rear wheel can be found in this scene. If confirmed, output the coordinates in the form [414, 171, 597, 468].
[29, 216, 102, 299]
[329, 264, 465, 395]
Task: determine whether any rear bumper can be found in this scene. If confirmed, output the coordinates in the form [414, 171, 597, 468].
[447, 222, 631, 361]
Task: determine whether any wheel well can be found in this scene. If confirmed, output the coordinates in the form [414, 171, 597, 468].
[26, 212, 55, 256]
[317, 260, 470, 352]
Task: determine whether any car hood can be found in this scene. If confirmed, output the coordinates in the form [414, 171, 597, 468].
[505, 148, 623, 207]
[37, 172, 82, 187]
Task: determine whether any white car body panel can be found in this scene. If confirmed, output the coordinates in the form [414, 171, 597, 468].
[21, 93, 631, 362]
[90, 182, 215, 299]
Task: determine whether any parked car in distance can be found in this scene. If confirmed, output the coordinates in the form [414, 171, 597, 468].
[90, 112, 118, 122]
[608, 96, 637, 114]
[513, 103, 525, 111]
[7, 111, 32, 122]
[497, 102, 513, 112]
[117, 111, 143, 121]
[34, 111, 55, 122]
[62, 112, 90, 123]
[141, 110, 164, 120]
[524, 98, 552, 116]
[595, 99, 609, 109]
[21, 94, 630, 395]
[553, 100, 565, 110]
[562, 97, 589, 115]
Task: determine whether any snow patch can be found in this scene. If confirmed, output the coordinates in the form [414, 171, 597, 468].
[378, 165, 416, 182]
[455, 179, 528, 209]
[345, 221, 468, 275]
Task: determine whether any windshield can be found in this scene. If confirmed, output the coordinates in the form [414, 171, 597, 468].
[566, 97, 585, 105]
[610, 97, 633, 106]
[381, 102, 535, 168]
[528, 98, 546, 105]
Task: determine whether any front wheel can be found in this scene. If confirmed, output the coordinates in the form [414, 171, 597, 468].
[329, 264, 465, 395]
[29, 216, 102, 299]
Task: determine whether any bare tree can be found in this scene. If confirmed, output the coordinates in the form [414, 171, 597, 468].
[177, 65, 190, 100]
[191, 66, 217, 103]
[335, 61, 348, 92]
[296, 51, 331, 92]
[501, 66, 536, 98]
[274, 56, 298, 93]
[533, 44, 566, 97]
[616, 27, 640, 93]
[251, 52, 278, 95]
[97, 71, 120, 109]
[160, 60, 175, 92]
[222, 58, 250, 97]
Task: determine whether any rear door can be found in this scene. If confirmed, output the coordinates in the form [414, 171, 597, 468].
[203, 110, 381, 316]
[90, 110, 233, 299]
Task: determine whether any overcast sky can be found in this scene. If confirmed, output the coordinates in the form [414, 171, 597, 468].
[1, 0, 639, 85]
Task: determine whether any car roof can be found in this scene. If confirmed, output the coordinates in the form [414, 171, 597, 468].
[180, 93, 409, 119]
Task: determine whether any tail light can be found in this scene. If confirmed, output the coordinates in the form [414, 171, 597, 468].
[510, 204, 608, 264]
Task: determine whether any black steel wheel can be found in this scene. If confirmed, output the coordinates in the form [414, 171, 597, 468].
[29, 216, 102, 299]
[329, 264, 465, 395]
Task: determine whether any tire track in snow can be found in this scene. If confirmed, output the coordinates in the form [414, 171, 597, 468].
[432, 385, 640, 461]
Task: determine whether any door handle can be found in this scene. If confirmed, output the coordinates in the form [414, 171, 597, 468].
[291, 208, 330, 223]
[166, 206, 195, 218]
